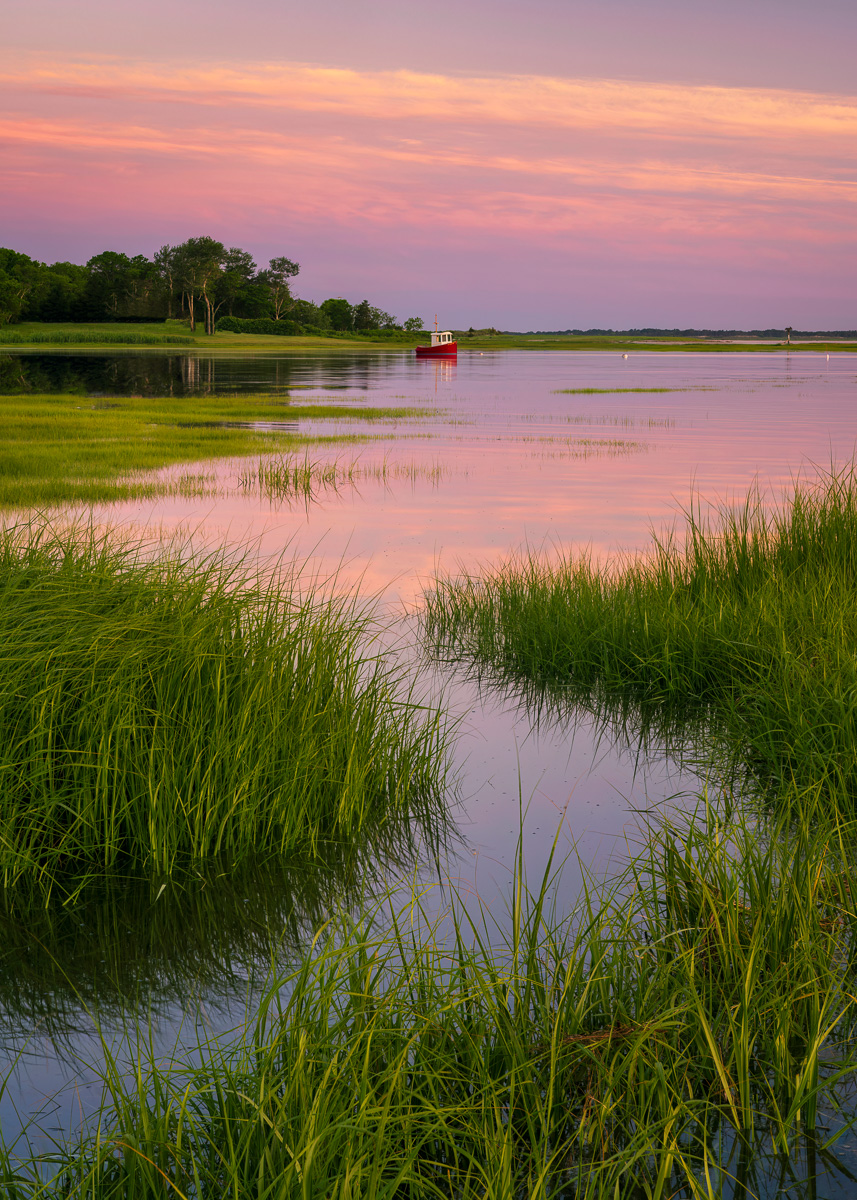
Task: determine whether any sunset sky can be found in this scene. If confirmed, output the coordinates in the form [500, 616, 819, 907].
[3, 0, 855, 329]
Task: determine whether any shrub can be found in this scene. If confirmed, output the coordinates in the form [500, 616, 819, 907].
[216, 316, 303, 336]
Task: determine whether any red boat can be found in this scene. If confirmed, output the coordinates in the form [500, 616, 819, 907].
[415, 326, 457, 357]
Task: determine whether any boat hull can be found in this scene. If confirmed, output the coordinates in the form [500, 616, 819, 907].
[415, 342, 458, 357]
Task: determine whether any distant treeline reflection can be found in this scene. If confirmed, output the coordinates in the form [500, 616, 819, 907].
[0, 351, 410, 396]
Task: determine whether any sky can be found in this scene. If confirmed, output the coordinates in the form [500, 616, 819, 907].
[3, 0, 856, 329]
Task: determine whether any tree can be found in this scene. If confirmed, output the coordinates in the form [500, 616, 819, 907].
[259, 257, 300, 320]
[320, 297, 354, 332]
[153, 245, 179, 318]
[292, 298, 331, 331]
[0, 271, 22, 324]
[213, 247, 257, 322]
[174, 237, 225, 334]
[352, 299, 375, 331]
[352, 300, 398, 331]
[34, 261, 89, 321]
[0, 249, 49, 323]
[370, 305, 397, 329]
[85, 251, 136, 318]
[403, 317, 423, 333]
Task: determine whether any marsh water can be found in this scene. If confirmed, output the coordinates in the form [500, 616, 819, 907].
[4, 347, 857, 1192]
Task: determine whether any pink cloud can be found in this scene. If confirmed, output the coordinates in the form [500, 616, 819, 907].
[6, 57, 857, 144]
[2, 54, 855, 325]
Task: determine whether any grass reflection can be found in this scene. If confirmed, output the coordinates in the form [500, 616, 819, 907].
[0, 801, 452, 1046]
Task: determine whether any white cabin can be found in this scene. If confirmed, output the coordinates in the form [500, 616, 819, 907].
[430, 330, 455, 347]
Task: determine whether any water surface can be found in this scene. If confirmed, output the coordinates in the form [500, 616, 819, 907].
[3, 347, 857, 1187]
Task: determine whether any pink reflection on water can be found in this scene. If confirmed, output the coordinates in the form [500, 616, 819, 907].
[74, 349, 857, 612]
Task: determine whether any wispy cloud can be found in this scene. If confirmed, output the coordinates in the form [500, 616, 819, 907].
[1, 54, 855, 321]
[6, 57, 857, 143]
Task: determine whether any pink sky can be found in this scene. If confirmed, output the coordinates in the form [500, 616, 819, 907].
[3, 0, 856, 329]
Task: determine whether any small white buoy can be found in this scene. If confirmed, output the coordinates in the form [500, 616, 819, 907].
[622, 353, 628, 359]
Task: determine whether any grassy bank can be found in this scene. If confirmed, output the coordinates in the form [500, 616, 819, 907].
[4, 800, 856, 1196]
[0, 392, 425, 508]
[425, 468, 857, 807]
[0, 329, 195, 346]
[457, 333, 857, 353]
[0, 523, 449, 899]
[5, 322, 857, 352]
[0, 322, 423, 351]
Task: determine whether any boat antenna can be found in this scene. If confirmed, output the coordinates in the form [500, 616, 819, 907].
[434, 314, 438, 332]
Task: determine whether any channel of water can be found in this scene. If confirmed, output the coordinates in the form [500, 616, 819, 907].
[3, 347, 857, 1190]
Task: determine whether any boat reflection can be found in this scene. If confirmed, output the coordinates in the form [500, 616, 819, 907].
[413, 356, 456, 391]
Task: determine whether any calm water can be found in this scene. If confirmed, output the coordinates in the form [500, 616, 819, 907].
[4, 348, 857, 1189]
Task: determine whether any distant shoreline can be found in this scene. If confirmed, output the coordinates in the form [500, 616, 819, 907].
[2, 322, 856, 353]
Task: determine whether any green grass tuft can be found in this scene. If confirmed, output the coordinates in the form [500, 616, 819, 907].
[425, 467, 857, 807]
[0, 522, 449, 898]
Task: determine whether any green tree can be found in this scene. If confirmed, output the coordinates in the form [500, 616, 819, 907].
[352, 299, 375, 330]
[0, 249, 49, 323]
[213, 247, 257, 322]
[403, 317, 424, 333]
[0, 271, 22, 324]
[85, 251, 136, 319]
[153, 245, 180, 318]
[34, 261, 89, 321]
[259, 256, 300, 320]
[370, 305, 397, 329]
[320, 297, 354, 332]
[353, 300, 398, 330]
[174, 237, 226, 334]
[292, 298, 331, 331]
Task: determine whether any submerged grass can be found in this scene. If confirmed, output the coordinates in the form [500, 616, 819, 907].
[0, 522, 449, 898]
[236, 453, 450, 503]
[562, 414, 676, 427]
[4, 798, 857, 1196]
[552, 387, 682, 395]
[0, 393, 426, 508]
[425, 467, 857, 808]
[237, 453, 354, 501]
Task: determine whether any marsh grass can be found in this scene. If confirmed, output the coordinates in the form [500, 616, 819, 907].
[233, 454, 450, 505]
[552, 387, 682, 395]
[0, 331, 195, 346]
[0, 522, 449, 898]
[562, 414, 676, 428]
[425, 467, 857, 809]
[236, 454, 352, 501]
[4, 799, 857, 1197]
[522, 437, 648, 461]
[0, 393, 425, 508]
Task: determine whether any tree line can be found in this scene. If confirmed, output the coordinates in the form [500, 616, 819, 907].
[0, 239, 423, 335]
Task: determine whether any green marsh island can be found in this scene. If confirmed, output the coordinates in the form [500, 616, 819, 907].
[1, 295, 857, 1196]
